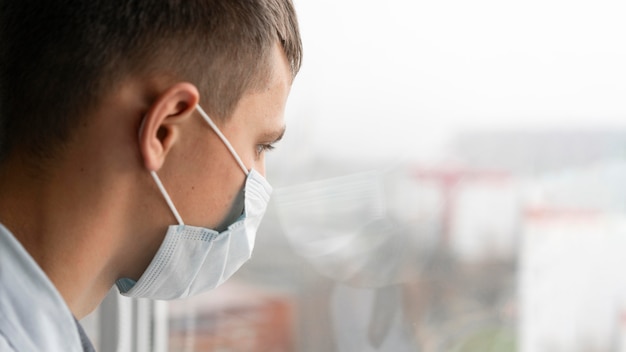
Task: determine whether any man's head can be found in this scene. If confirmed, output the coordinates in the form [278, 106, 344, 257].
[0, 0, 301, 315]
[0, 0, 302, 167]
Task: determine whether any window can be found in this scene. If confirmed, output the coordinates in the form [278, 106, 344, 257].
[83, 0, 626, 350]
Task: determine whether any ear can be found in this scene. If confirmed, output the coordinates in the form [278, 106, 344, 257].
[139, 82, 200, 171]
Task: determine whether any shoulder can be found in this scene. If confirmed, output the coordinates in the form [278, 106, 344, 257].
[0, 332, 16, 352]
[0, 224, 84, 352]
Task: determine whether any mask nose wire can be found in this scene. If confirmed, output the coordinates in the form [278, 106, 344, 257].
[196, 105, 249, 176]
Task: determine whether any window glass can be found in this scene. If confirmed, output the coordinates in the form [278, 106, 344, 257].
[85, 0, 626, 351]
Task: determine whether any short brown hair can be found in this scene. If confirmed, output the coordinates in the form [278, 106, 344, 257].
[0, 0, 302, 163]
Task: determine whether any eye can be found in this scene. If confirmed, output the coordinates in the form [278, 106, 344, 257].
[255, 143, 276, 156]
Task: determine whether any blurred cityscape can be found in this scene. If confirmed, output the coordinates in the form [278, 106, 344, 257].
[163, 129, 626, 351]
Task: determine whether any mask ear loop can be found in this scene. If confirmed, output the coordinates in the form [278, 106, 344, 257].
[196, 105, 249, 176]
[150, 171, 185, 225]
[139, 116, 185, 226]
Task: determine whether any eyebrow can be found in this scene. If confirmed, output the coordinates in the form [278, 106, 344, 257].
[261, 125, 286, 143]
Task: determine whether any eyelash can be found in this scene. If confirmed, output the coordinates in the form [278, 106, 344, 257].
[256, 143, 276, 156]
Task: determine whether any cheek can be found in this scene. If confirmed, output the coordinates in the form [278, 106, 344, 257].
[159, 140, 246, 227]
[181, 160, 245, 228]
[222, 127, 265, 175]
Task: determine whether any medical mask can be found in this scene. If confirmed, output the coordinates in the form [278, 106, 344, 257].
[115, 105, 272, 300]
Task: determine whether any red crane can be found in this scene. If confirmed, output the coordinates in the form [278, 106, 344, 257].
[413, 166, 510, 247]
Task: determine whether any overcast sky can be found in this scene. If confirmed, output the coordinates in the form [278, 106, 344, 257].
[277, 0, 626, 162]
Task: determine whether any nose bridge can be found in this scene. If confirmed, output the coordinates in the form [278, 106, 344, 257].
[196, 105, 249, 176]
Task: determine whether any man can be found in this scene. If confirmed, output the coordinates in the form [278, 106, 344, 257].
[0, 1, 302, 351]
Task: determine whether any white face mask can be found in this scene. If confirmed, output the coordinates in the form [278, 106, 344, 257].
[116, 105, 272, 300]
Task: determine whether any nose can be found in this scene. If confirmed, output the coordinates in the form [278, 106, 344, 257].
[256, 155, 267, 177]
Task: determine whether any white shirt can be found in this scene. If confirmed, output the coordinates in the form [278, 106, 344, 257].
[0, 223, 85, 351]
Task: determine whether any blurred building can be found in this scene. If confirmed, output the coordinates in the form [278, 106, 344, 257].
[519, 209, 626, 352]
[168, 282, 295, 352]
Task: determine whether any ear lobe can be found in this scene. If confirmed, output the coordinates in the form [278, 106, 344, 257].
[138, 82, 200, 171]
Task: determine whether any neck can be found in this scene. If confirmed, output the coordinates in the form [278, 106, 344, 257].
[0, 154, 146, 318]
